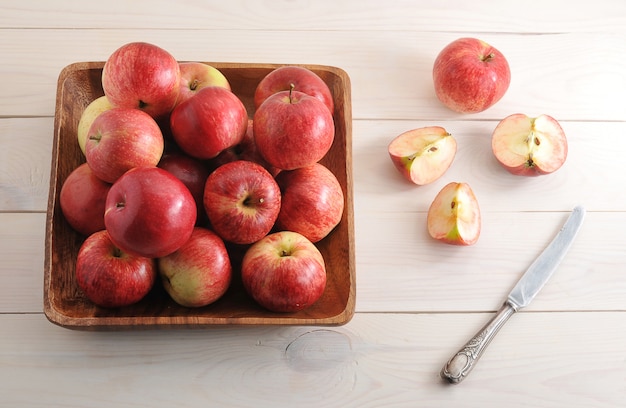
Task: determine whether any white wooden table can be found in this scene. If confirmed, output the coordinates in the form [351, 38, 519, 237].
[2, 1, 626, 406]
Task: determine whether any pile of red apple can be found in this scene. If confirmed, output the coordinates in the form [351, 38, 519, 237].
[60, 41, 345, 312]
[388, 37, 568, 246]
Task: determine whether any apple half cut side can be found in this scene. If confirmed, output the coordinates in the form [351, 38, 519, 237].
[388, 126, 457, 185]
[427, 182, 481, 246]
[491, 113, 568, 176]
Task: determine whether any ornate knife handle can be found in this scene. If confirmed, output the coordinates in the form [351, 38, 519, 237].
[441, 302, 517, 384]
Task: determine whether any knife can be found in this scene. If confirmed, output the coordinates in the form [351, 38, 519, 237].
[440, 205, 586, 384]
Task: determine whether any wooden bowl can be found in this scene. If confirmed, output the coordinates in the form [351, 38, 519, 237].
[44, 61, 355, 330]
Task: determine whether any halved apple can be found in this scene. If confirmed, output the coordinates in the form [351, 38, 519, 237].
[388, 126, 457, 185]
[427, 182, 481, 246]
[491, 113, 567, 176]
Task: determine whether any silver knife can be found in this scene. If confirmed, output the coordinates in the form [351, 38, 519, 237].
[440, 205, 586, 384]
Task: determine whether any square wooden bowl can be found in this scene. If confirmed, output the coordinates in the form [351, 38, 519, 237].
[44, 61, 355, 330]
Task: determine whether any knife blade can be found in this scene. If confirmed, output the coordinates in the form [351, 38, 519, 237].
[440, 206, 586, 384]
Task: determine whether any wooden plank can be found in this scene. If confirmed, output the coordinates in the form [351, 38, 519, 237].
[1, 312, 625, 407]
[0, 0, 623, 33]
[0, 30, 624, 121]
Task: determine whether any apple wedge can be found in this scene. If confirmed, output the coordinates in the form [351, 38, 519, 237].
[388, 126, 457, 185]
[491, 113, 567, 176]
[427, 182, 481, 246]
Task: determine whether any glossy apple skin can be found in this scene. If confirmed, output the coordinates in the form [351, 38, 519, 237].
[85, 107, 164, 183]
[254, 65, 334, 113]
[210, 119, 281, 176]
[253, 90, 334, 170]
[170, 86, 248, 160]
[241, 231, 326, 313]
[176, 62, 231, 106]
[76, 230, 157, 308]
[388, 126, 457, 185]
[158, 152, 210, 225]
[433, 37, 510, 114]
[104, 167, 197, 258]
[101, 42, 180, 120]
[59, 163, 111, 236]
[203, 160, 281, 245]
[77, 95, 114, 155]
[427, 182, 481, 246]
[491, 113, 568, 176]
[275, 163, 344, 243]
[158, 227, 232, 308]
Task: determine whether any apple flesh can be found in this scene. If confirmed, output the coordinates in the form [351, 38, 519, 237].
[433, 37, 511, 114]
[427, 182, 481, 246]
[203, 160, 281, 245]
[491, 113, 568, 176]
[253, 88, 334, 170]
[60, 163, 111, 236]
[158, 227, 232, 308]
[85, 107, 164, 183]
[102, 42, 180, 119]
[388, 126, 457, 185]
[176, 62, 231, 106]
[76, 95, 114, 155]
[104, 167, 197, 258]
[254, 65, 334, 113]
[170, 86, 248, 160]
[76, 230, 157, 308]
[275, 163, 344, 243]
[241, 231, 326, 313]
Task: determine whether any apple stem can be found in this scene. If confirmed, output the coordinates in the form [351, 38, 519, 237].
[138, 100, 148, 109]
[289, 83, 295, 103]
[112, 247, 123, 258]
[481, 53, 495, 62]
[190, 79, 200, 91]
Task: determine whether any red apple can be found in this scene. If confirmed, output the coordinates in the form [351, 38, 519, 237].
[104, 167, 197, 258]
[85, 107, 164, 183]
[254, 65, 334, 113]
[491, 113, 568, 176]
[77, 95, 114, 155]
[253, 88, 334, 170]
[176, 62, 231, 106]
[210, 119, 281, 176]
[427, 182, 481, 246]
[157, 227, 232, 308]
[275, 163, 344, 243]
[59, 163, 111, 236]
[76, 230, 157, 308]
[101, 42, 180, 119]
[158, 152, 211, 224]
[388, 126, 457, 185]
[241, 231, 326, 313]
[170, 86, 248, 160]
[433, 37, 511, 113]
[203, 160, 281, 245]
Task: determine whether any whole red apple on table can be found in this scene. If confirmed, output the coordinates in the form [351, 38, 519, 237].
[388, 126, 457, 185]
[210, 119, 281, 176]
[158, 227, 232, 308]
[427, 182, 481, 246]
[433, 37, 511, 114]
[76, 95, 114, 155]
[59, 163, 111, 236]
[241, 231, 326, 313]
[76, 230, 157, 308]
[158, 152, 211, 225]
[254, 65, 334, 113]
[170, 86, 248, 160]
[85, 107, 164, 183]
[104, 167, 197, 258]
[275, 163, 344, 243]
[176, 62, 231, 106]
[491, 113, 568, 176]
[253, 89, 335, 170]
[101, 41, 180, 120]
[203, 160, 281, 245]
